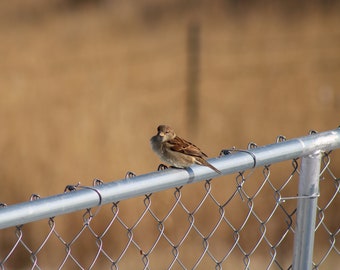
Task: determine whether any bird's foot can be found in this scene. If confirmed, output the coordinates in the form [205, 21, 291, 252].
[157, 164, 169, 171]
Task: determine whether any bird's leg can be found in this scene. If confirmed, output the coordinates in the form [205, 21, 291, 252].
[157, 164, 169, 171]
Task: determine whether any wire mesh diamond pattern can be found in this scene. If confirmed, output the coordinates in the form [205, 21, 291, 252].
[0, 151, 339, 270]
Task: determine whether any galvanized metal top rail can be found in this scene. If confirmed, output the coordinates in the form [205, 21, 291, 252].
[0, 128, 339, 230]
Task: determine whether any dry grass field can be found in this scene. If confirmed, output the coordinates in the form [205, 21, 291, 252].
[0, 0, 339, 269]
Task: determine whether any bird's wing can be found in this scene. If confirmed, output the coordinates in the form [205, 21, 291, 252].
[167, 136, 208, 158]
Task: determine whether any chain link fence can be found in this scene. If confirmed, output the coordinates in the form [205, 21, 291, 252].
[0, 129, 339, 269]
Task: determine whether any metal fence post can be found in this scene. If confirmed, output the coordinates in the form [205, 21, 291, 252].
[292, 151, 322, 270]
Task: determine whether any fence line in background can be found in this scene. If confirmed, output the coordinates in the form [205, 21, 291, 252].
[0, 128, 339, 269]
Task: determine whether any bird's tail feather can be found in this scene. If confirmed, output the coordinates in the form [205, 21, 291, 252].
[197, 158, 221, 174]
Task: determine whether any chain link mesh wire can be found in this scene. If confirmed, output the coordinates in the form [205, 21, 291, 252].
[0, 150, 339, 270]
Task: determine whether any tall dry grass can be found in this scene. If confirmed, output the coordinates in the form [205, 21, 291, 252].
[0, 1, 339, 269]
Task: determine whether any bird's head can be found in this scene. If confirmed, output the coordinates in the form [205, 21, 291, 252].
[157, 125, 176, 142]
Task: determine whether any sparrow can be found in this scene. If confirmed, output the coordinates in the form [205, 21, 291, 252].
[150, 125, 221, 174]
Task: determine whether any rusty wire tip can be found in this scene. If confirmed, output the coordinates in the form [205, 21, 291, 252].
[93, 178, 104, 186]
[219, 149, 232, 156]
[125, 171, 136, 179]
[309, 130, 318, 135]
[247, 142, 258, 149]
[157, 164, 168, 171]
[64, 182, 80, 193]
[220, 148, 257, 168]
[30, 194, 41, 201]
[0, 202, 7, 208]
[276, 135, 287, 143]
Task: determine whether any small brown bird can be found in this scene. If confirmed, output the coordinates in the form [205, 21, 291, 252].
[150, 125, 221, 174]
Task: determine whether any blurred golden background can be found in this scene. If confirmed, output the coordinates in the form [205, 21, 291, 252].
[1, 0, 339, 202]
[0, 0, 339, 269]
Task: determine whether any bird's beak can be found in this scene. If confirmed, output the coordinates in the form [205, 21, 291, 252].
[158, 132, 165, 137]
